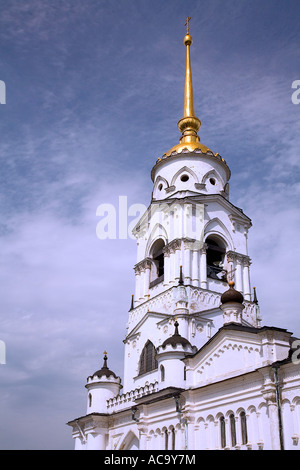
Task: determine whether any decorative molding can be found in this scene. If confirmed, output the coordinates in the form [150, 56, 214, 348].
[226, 251, 251, 266]
[228, 214, 251, 234]
[134, 258, 153, 274]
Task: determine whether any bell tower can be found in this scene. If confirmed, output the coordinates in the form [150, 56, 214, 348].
[123, 19, 259, 393]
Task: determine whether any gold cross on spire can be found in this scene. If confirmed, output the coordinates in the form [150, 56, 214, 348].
[227, 265, 236, 285]
[185, 16, 191, 34]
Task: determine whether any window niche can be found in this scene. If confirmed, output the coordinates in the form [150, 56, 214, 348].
[206, 236, 227, 282]
[149, 238, 165, 288]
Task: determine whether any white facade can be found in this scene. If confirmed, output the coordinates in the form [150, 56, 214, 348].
[67, 29, 300, 451]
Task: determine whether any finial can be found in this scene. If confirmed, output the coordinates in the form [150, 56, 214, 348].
[178, 265, 184, 285]
[185, 16, 191, 35]
[102, 351, 108, 369]
[174, 318, 180, 335]
[129, 294, 134, 311]
[253, 286, 258, 304]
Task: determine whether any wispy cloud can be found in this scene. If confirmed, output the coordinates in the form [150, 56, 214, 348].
[0, 0, 299, 450]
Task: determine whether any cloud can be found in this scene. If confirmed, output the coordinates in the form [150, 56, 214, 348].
[0, 0, 299, 450]
[0, 175, 146, 448]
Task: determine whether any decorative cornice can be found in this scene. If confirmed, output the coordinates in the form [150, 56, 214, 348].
[134, 258, 152, 274]
[226, 251, 251, 266]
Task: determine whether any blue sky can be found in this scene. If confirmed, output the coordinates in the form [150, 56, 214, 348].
[0, 0, 299, 449]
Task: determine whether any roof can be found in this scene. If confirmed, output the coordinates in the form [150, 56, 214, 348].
[184, 323, 291, 361]
[88, 353, 118, 380]
[134, 387, 184, 406]
[161, 320, 192, 349]
[220, 282, 244, 304]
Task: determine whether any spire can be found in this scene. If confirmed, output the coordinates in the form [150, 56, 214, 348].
[253, 286, 262, 326]
[129, 294, 134, 311]
[161, 319, 192, 348]
[173, 319, 180, 336]
[102, 351, 108, 370]
[178, 265, 184, 285]
[178, 17, 201, 141]
[253, 286, 258, 304]
[163, 18, 211, 157]
[90, 350, 118, 379]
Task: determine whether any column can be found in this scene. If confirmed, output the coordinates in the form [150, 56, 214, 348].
[183, 238, 192, 284]
[143, 260, 152, 300]
[86, 430, 106, 450]
[186, 415, 196, 450]
[235, 255, 243, 293]
[175, 244, 181, 283]
[196, 420, 207, 450]
[224, 416, 231, 449]
[134, 266, 141, 306]
[139, 268, 145, 300]
[178, 424, 186, 450]
[163, 245, 171, 286]
[200, 243, 207, 289]
[168, 239, 181, 284]
[138, 425, 148, 450]
[256, 409, 266, 449]
[74, 436, 85, 450]
[191, 249, 199, 287]
[242, 256, 251, 301]
[261, 387, 281, 450]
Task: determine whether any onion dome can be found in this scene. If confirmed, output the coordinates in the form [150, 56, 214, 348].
[221, 280, 244, 305]
[90, 352, 117, 380]
[161, 320, 191, 348]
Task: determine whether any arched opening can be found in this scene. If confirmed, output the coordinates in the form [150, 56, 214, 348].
[240, 411, 248, 445]
[171, 428, 176, 450]
[149, 238, 165, 287]
[206, 236, 226, 281]
[229, 413, 236, 447]
[160, 364, 165, 382]
[139, 340, 158, 375]
[164, 429, 168, 450]
[220, 415, 226, 448]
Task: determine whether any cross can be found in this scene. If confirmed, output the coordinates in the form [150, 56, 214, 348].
[185, 16, 191, 34]
[227, 265, 236, 283]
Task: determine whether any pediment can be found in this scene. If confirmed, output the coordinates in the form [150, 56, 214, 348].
[184, 324, 291, 386]
[125, 311, 169, 341]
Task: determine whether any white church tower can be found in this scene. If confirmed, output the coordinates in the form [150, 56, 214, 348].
[67, 20, 300, 451]
[123, 19, 256, 393]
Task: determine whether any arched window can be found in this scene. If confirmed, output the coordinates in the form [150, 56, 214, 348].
[164, 429, 168, 450]
[206, 236, 226, 281]
[240, 411, 248, 445]
[229, 413, 236, 447]
[149, 239, 165, 287]
[139, 340, 158, 375]
[220, 415, 226, 448]
[88, 393, 92, 408]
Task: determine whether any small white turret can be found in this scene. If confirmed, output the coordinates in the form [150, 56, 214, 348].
[156, 320, 197, 389]
[85, 352, 122, 414]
